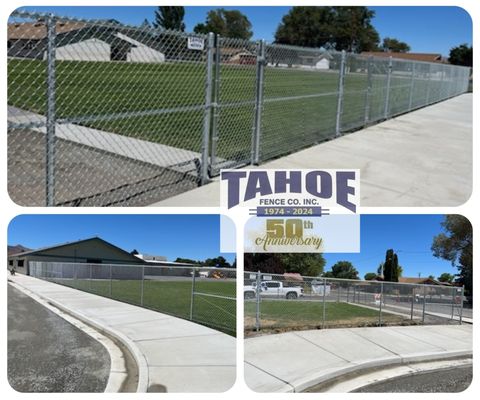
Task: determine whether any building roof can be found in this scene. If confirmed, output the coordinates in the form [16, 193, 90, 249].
[8, 236, 141, 263]
[8, 21, 87, 40]
[360, 51, 445, 63]
[398, 277, 451, 286]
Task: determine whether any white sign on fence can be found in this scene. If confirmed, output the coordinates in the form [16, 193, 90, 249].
[187, 36, 205, 50]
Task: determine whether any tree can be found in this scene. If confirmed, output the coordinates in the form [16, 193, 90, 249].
[153, 6, 186, 31]
[193, 8, 253, 40]
[204, 256, 232, 268]
[438, 272, 455, 283]
[448, 44, 473, 67]
[140, 18, 151, 28]
[174, 257, 201, 264]
[432, 215, 472, 296]
[380, 37, 410, 53]
[364, 272, 377, 280]
[244, 253, 325, 276]
[274, 6, 380, 52]
[383, 249, 400, 282]
[324, 261, 359, 279]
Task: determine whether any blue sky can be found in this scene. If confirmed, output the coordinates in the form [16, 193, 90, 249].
[9, 214, 456, 279]
[15, 6, 471, 56]
[8, 214, 235, 264]
[324, 215, 455, 280]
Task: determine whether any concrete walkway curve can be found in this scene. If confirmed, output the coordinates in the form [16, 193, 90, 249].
[9, 274, 236, 393]
[245, 324, 472, 392]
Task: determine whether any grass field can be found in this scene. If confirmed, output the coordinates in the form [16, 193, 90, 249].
[54, 278, 236, 335]
[7, 58, 439, 165]
[244, 299, 408, 334]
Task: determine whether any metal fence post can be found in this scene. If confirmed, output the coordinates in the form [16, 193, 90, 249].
[383, 56, 393, 119]
[190, 267, 197, 320]
[200, 32, 215, 185]
[140, 265, 145, 306]
[89, 264, 92, 291]
[335, 50, 346, 136]
[410, 287, 415, 320]
[364, 56, 373, 124]
[451, 286, 455, 320]
[422, 285, 426, 323]
[459, 286, 465, 325]
[255, 270, 261, 331]
[322, 278, 327, 329]
[425, 64, 432, 105]
[109, 264, 112, 297]
[45, 15, 57, 206]
[210, 34, 221, 173]
[408, 62, 415, 111]
[251, 40, 266, 165]
[379, 282, 383, 326]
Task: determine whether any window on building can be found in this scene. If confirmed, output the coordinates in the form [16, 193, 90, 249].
[18, 260, 24, 267]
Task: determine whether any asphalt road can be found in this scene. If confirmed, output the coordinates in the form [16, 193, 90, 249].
[353, 365, 473, 393]
[7, 284, 110, 392]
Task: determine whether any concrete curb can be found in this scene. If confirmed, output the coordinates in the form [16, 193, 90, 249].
[287, 351, 473, 393]
[322, 358, 473, 392]
[8, 279, 149, 393]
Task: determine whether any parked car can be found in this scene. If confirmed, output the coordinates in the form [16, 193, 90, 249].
[244, 280, 304, 299]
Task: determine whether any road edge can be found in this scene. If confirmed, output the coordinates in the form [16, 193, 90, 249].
[8, 279, 149, 392]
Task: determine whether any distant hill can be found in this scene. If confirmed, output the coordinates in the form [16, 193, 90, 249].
[7, 244, 32, 256]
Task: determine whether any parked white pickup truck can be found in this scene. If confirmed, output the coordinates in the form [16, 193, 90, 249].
[244, 280, 304, 299]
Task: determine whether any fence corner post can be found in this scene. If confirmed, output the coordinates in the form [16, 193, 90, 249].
[45, 14, 57, 206]
[335, 50, 346, 136]
[200, 32, 215, 186]
[251, 39, 266, 166]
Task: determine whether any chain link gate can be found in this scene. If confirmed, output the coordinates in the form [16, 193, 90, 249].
[8, 10, 471, 206]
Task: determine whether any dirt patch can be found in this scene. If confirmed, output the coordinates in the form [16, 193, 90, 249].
[244, 315, 420, 337]
[8, 129, 199, 206]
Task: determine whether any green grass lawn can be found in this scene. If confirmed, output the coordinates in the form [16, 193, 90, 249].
[245, 299, 406, 332]
[56, 278, 236, 335]
[8, 58, 436, 165]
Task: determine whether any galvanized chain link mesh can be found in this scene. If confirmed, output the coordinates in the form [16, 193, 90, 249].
[30, 261, 236, 335]
[8, 11, 471, 206]
[244, 271, 466, 334]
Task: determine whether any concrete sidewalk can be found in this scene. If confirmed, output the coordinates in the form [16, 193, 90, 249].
[245, 324, 472, 392]
[152, 94, 472, 207]
[8, 106, 203, 174]
[9, 274, 235, 393]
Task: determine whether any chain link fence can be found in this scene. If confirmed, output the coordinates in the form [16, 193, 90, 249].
[8, 10, 471, 206]
[244, 271, 467, 334]
[29, 261, 236, 335]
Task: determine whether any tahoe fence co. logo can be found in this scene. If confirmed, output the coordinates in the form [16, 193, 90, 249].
[220, 169, 360, 253]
